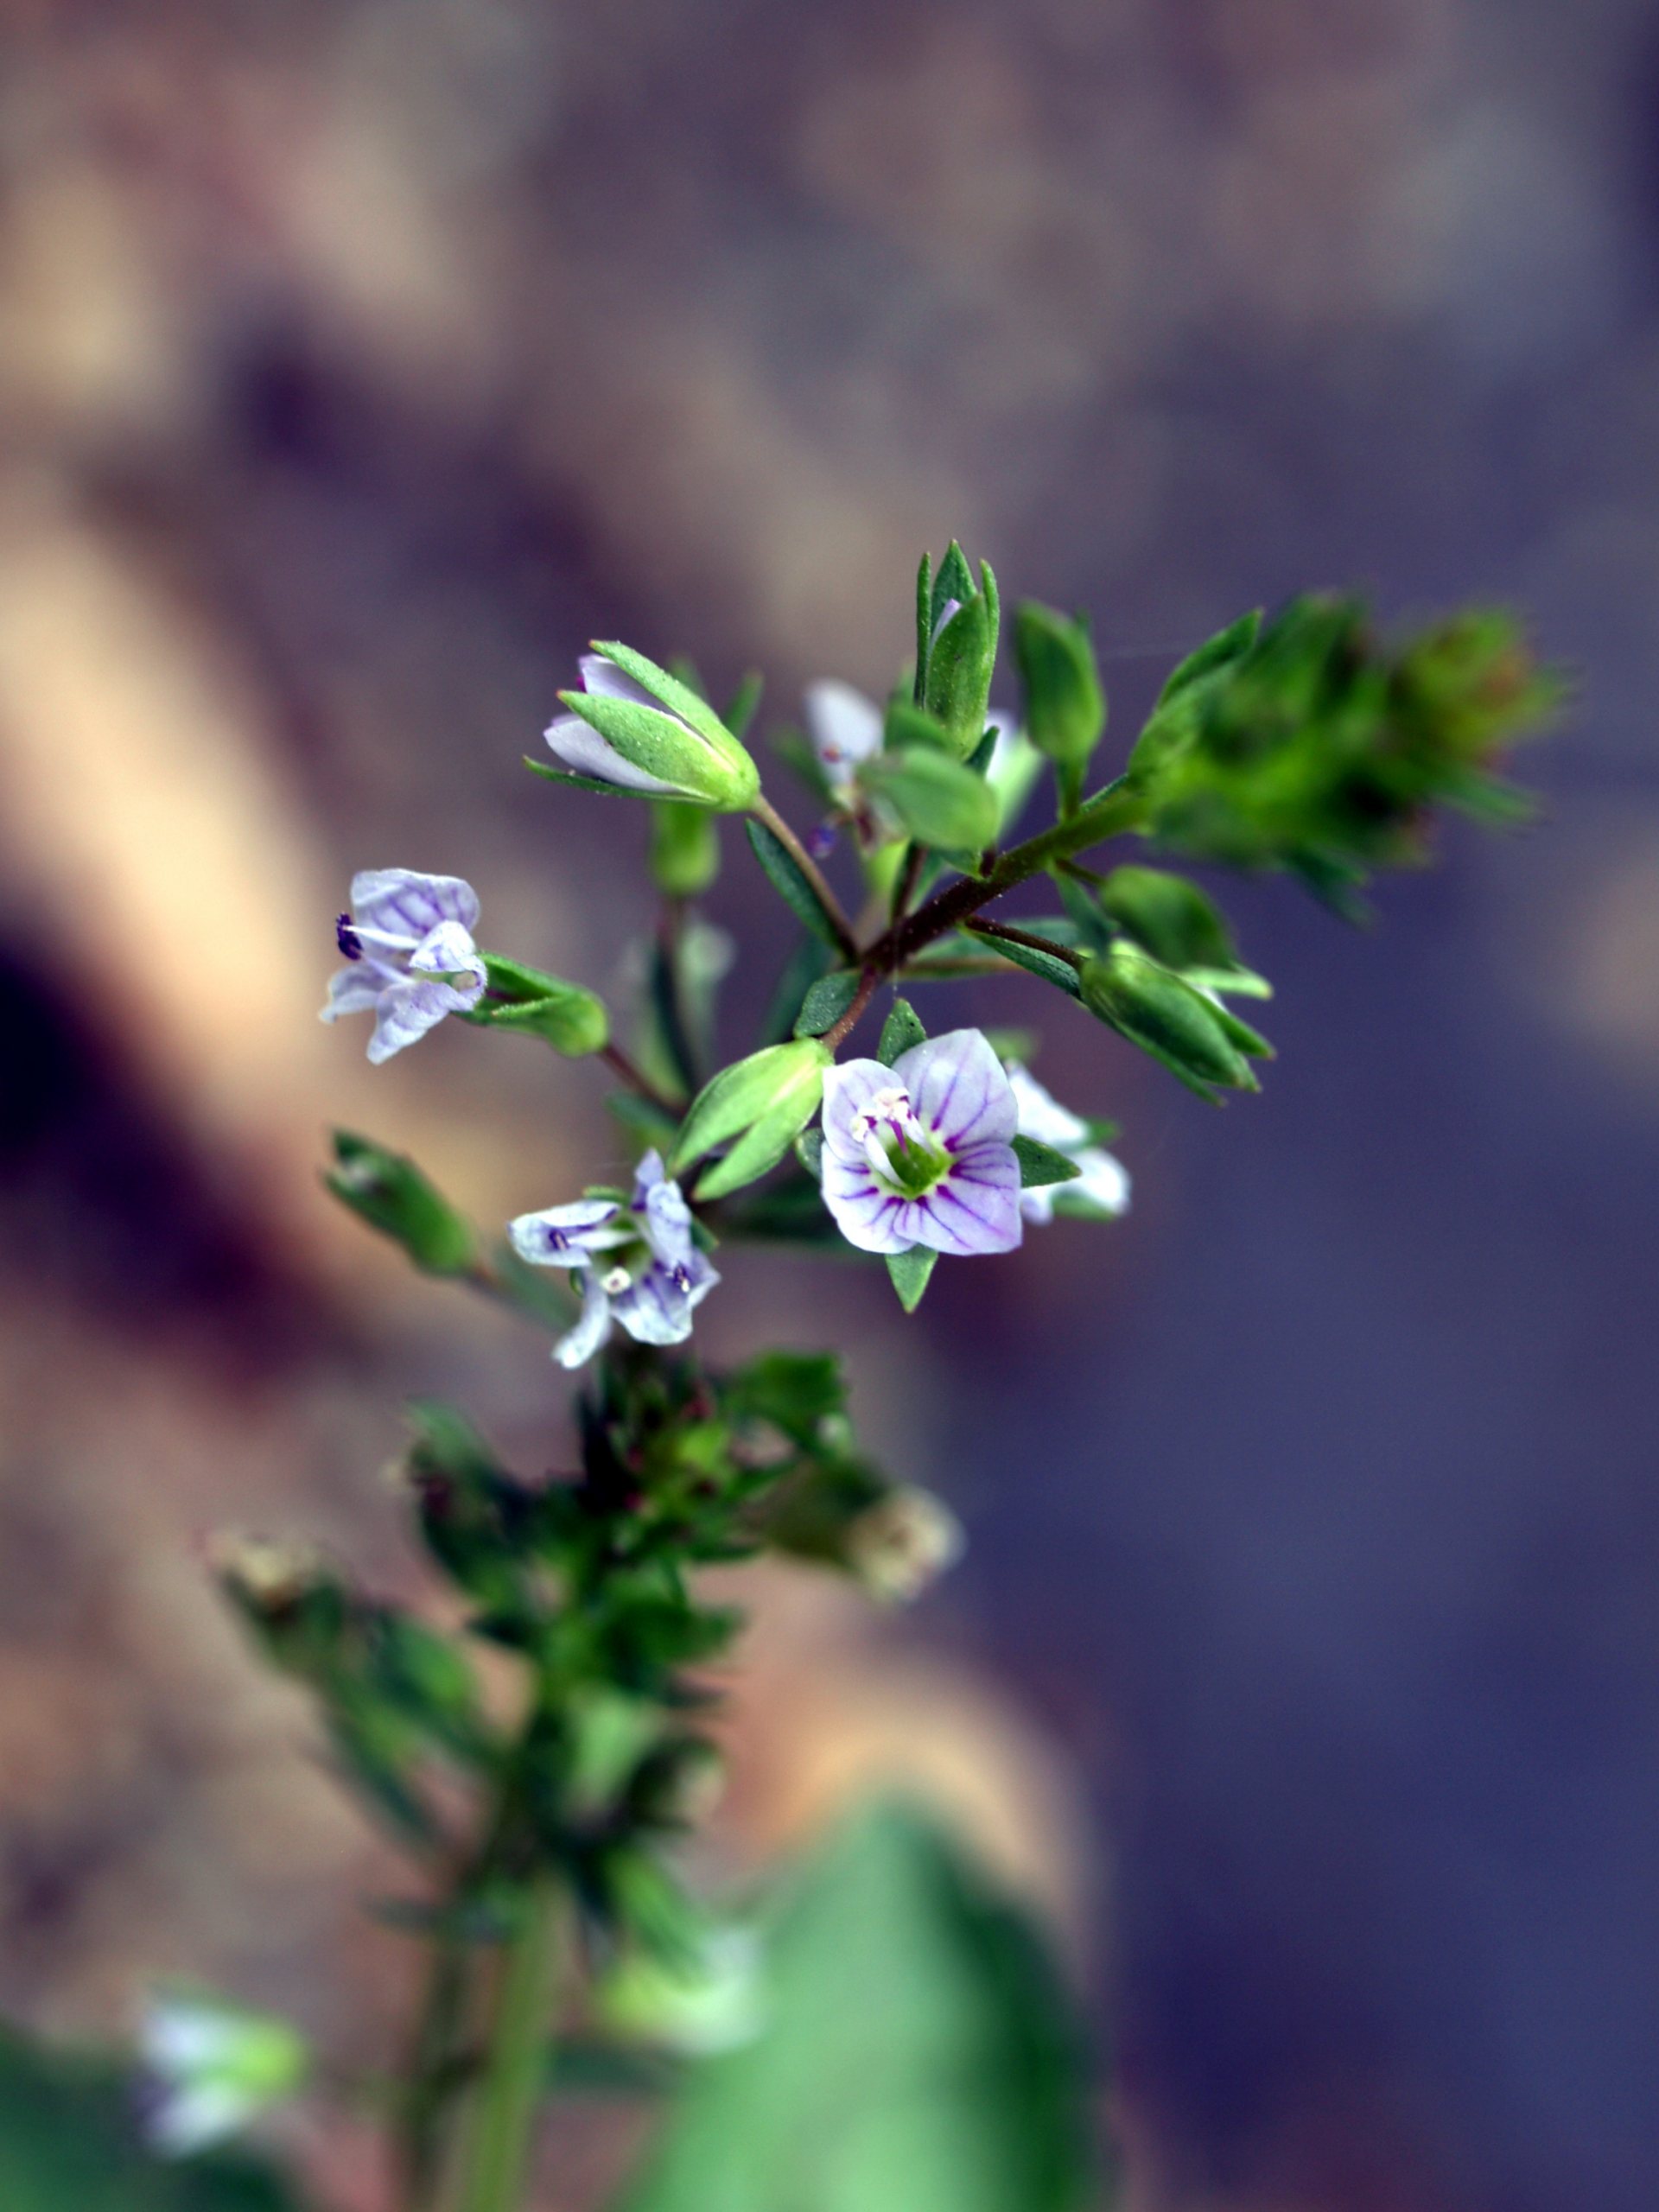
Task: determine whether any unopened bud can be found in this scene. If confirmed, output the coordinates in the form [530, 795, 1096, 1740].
[847, 1484, 963, 1603]
[1014, 601, 1105, 772]
[673, 1039, 832, 1201]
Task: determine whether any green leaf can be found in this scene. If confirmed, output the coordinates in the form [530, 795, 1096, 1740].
[323, 1132, 477, 1275]
[863, 748, 998, 855]
[0, 2026, 303, 2211]
[745, 818, 847, 949]
[1014, 602, 1105, 775]
[793, 971, 860, 1039]
[725, 1349, 847, 1446]
[963, 927, 1082, 1000]
[723, 671, 764, 742]
[1156, 608, 1262, 705]
[886, 1246, 938, 1313]
[878, 998, 927, 1065]
[620, 1802, 1096, 2212]
[795, 1128, 825, 1178]
[1011, 1135, 1082, 1190]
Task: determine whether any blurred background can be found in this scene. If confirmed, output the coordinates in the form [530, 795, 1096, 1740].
[2, 1, 1657, 2207]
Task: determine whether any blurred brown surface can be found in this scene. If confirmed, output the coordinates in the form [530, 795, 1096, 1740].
[3, 4, 1659, 2209]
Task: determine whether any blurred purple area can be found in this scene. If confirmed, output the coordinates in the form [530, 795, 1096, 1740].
[2, 3, 1657, 2207]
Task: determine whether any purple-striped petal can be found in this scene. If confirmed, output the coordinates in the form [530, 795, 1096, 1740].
[895, 1029, 1018, 1151]
[320, 965, 383, 1022]
[820, 1152, 916, 1253]
[350, 868, 480, 944]
[820, 1058, 901, 1160]
[367, 976, 476, 1064]
[506, 1198, 624, 1267]
[555, 1268, 613, 1369]
[910, 1139, 1022, 1255]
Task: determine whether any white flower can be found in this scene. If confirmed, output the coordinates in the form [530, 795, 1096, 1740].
[803, 680, 884, 804]
[508, 1151, 720, 1369]
[321, 869, 486, 1064]
[139, 1989, 308, 2157]
[1006, 1064, 1131, 1225]
[819, 1029, 1023, 1257]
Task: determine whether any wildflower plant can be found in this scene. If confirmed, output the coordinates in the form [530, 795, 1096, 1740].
[126, 549, 1554, 2212]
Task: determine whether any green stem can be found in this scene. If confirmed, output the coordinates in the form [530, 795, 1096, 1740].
[869, 777, 1147, 970]
[751, 792, 858, 960]
[399, 1926, 474, 2211]
[449, 1878, 563, 2212]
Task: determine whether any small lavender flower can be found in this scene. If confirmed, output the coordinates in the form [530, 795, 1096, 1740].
[509, 1151, 720, 1369]
[321, 868, 486, 1064]
[1007, 1064, 1131, 1225]
[819, 1028, 1023, 1257]
[138, 1988, 308, 2157]
[804, 680, 884, 804]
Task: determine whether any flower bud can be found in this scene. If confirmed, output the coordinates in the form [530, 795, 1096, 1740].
[547, 644, 760, 810]
[922, 542, 1001, 758]
[324, 1129, 479, 1274]
[650, 799, 721, 897]
[465, 952, 609, 1055]
[1014, 601, 1105, 775]
[672, 1039, 832, 1201]
[1079, 942, 1269, 1098]
[846, 1484, 963, 1603]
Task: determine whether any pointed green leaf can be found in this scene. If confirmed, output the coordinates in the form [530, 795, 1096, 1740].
[886, 1245, 938, 1313]
[793, 971, 861, 1039]
[1011, 1135, 1083, 1189]
[745, 818, 847, 949]
[878, 998, 927, 1066]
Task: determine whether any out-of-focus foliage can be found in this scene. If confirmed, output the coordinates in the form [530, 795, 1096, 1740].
[0, 2030, 301, 2211]
[1131, 599, 1559, 911]
[621, 1802, 1096, 2212]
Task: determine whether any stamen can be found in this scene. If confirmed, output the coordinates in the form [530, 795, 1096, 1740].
[336, 913, 363, 961]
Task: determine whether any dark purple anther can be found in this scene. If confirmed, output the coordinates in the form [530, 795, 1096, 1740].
[336, 913, 363, 961]
[671, 1262, 693, 1294]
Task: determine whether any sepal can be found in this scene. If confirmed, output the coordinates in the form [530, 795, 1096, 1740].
[324, 1130, 478, 1274]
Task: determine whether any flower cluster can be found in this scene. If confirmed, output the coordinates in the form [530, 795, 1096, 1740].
[509, 1151, 719, 1369]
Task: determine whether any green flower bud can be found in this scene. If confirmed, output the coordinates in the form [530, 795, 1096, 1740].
[650, 799, 721, 897]
[463, 952, 609, 1055]
[1014, 601, 1105, 775]
[672, 1039, 833, 1201]
[324, 1130, 478, 1274]
[921, 543, 1001, 758]
[1096, 866, 1235, 973]
[545, 643, 761, 810]
[1079, 942, 1270, 1099]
